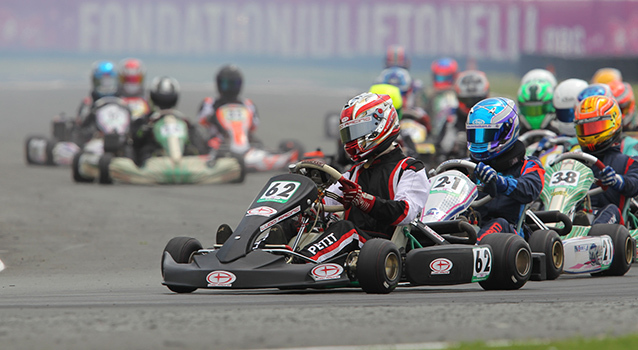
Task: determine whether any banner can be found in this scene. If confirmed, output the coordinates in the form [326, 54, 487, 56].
[2, 0, 638, 60]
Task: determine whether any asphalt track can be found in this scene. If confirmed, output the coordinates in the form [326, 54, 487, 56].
[2, 84, 638, 350]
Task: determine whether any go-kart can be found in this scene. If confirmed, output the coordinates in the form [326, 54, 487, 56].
[533, 151, 636, 276]
[209, 103, 303, 172]
[97, 110, 245, 185]
[25, 111, 82, 166]
[519, 130, 579, 167]
[161, 160, 533, 294]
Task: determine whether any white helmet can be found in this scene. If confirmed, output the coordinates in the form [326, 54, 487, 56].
[521, 68, 557, 88]
[552, 78, 588, 136]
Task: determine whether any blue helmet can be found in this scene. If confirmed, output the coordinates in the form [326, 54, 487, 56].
[91, 60, 117, 99]
[466, 97, 520, 161]
[577, 83, 613, 103]
[376, 67, 412, 96]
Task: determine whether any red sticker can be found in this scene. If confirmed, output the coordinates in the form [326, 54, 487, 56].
[430, 258, 453, 275]
[311, 263, 343, 281]
[206, 271, 236, 287]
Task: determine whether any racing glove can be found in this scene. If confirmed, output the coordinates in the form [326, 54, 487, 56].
[338, 177, 376, 213]
[601, 166, 625, 191]
[475, 162, 509, 194]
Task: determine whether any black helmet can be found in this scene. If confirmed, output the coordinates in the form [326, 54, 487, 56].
[149, 76, 180, 110]
[216, 64, 243, 98]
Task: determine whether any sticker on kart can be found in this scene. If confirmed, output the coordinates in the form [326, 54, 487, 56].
[549, 170, 580, 187]
[310, 263, 344, 281]
[257, 181, 301, 203]
[472, 246, 491, 282]
[206, 270, 236, 287]
[430, 174, 466, 196]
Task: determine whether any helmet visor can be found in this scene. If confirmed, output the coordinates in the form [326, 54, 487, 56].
[339, 115, 378, 143]
[434, 74, 454, 85]
[575, 115, 614, 137]
[519, 102, 553, 117]
[123, 75, 143, 84]
[466, 127, 502, 144]
[555, 108, 575, 123]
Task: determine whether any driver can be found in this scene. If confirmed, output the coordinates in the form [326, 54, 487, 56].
[467, 97, 545, 241]
[573, 95, 638, 225]
[75, 60, 119, 142]
[197, 64, 260, 148]
[296, 92, 430, 262]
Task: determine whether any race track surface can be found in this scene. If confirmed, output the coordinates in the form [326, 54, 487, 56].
[2, 84, 638, 350]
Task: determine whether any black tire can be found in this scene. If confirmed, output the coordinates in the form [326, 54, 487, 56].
[479, 233, 532, 290]
[24, 136, 41, 165]
[25, 135, 55, 165]
[357, 239, 402, 294]
[229, 153, 246, 184]
[72, 152, 93, 183]
[589, 224, 632, 276]
[98, 154, 113, 184]
[161, 237, 203, 293]
[528, 230, 564, 280]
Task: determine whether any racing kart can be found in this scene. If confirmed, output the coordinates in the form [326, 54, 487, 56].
[209, 103, 303, 173]
[533, 151, 636, 276]
[97, 111, 245, 185]
[519, 129, 579, 167]
[25, 112, 82, 166]
[161, 160, 533, 294]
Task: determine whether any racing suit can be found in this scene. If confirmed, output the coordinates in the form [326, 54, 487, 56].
[299, 146, 430, 263]
[197, 96, 260, 148]
[587, 146, 638, 225]
[474, 141, 545, 241]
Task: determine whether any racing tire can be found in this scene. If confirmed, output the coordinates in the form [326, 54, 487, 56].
[98, 154, 113, 184]
[357, 239, 402, 294]
[588, 224, 632, 277]
[528, 229, 563, 280]
[72, 152, 93, 183]
[229, 153, 246, 184]
[162, 236, 203, 293]
[25, 135, 55, 165]
[479, 233, 532, 290]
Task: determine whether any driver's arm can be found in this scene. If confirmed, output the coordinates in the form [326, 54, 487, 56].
[504, 158, 545, 204]
[370, 166, 430, 226]
[619, 157, 638, 198]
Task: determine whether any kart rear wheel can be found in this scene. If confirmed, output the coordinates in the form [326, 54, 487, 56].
[98, 154, 113, 184]
[162, 237, 203, 293]
[25, 135, 55, 165]
[72, 152, 93, 183]
[479, 233, 532, 290]
[589, 224, 632, 276]
[357, 239, 402, 294]
[528, 229, 564, 280]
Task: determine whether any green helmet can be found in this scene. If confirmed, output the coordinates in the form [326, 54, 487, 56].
[369, 83, 403, 119]
[517, 80, 556, 130]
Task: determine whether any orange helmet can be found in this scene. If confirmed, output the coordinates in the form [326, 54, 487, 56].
[574, 95, 622, 154]
[607, 80, 636, 129]
[591, 67, 622, 84]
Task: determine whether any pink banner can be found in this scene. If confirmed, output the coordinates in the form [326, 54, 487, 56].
[1, 0, 638, 60]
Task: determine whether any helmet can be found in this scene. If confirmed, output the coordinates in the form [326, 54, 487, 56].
[517, 80, 555, 130]
[591, 67, 622, 84]
[552, 78, 588, 136]
[216, 64, 243, 99]
[574, 95, 622, 154]
[90, 60, 117, 99]
[466, 97, 520, 161]
[607, 80, 636, 128]
[431, 58, 458, 90]
[149, 76, 180, 110]
[369, 83, 403, 112]
[117, 58, 145, 97]
[339, 92, 400, 162]
[454, 70, 490, 117]
[577, 83, 613, 103]
[520, 68, 557, 88]
[376, 67, 412, 96]
[385, 45, 410, 69]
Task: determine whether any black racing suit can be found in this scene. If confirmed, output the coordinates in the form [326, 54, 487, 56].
[299, 147, 431, 263]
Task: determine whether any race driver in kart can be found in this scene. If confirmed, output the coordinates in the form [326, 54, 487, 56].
[466, 97, 545, 242]
[294, 92, 431, 262]
[197, 64, 260, 149]
[116, 57, 151, 120]
[573, 95, 638, 225]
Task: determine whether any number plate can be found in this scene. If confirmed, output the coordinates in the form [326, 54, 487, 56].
[472, 246, 491, 282]
[550, 170, 579, 187]
[431, 174, 465, 195]
[257, 181, 300, 203]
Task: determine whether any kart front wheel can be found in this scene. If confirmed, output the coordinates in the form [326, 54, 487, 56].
[357, 239, 402, 294]
[479, 233, 532, 290]
[589, 224, 633, 276]
[528, 229, 564, 280]
[98, 154, 113, 184]
[162, 236, 203, 293]
[72, 152, 93, 183]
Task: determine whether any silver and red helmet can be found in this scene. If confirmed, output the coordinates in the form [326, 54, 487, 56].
[117, 58, 146, 97]
[339, 92, 400, 162]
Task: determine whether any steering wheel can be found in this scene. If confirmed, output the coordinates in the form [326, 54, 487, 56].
[289, 160, 345, 212]
[519, 129, 557, 147]
[433, 159, 493, 207]
[549, 151, 607, 193]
